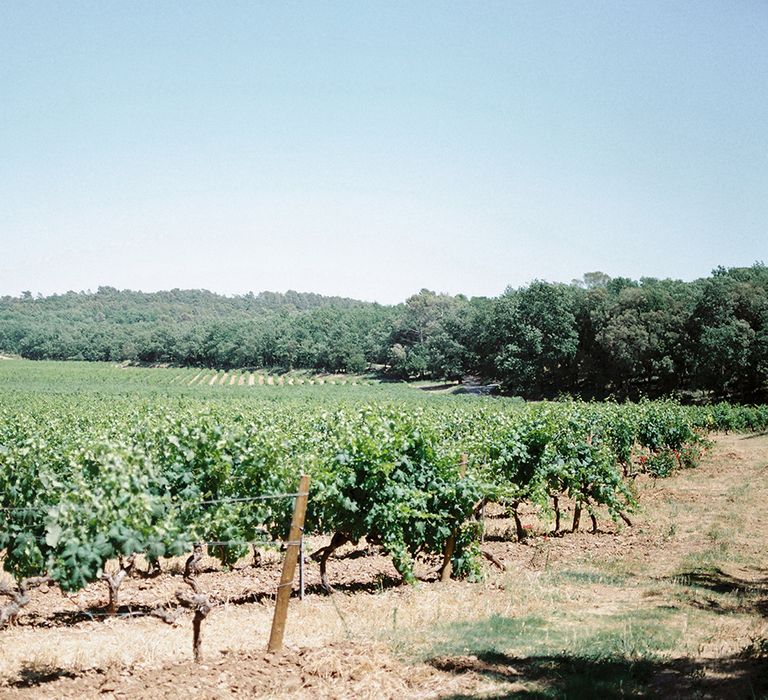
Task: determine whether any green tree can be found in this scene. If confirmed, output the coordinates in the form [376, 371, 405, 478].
[492, 282, 579, 397]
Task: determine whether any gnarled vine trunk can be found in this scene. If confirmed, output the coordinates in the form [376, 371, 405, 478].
[101, 555, 135, 614]
[0, 577, 53, 628]
[572, 503, 582, 532]
[311, 531, 349, 594]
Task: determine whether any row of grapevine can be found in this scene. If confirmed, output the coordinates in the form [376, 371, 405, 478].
[0, 394, 759, 608]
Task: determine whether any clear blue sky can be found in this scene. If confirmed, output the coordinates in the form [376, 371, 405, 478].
[1, 1, 766, 303]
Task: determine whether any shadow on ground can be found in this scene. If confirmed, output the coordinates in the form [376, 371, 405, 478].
[664, 567, 768, 617]
[9, 664, 79, 688]
[432, 649, 768, 699]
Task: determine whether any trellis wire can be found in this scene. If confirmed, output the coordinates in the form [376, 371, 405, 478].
[5, 488, 310, 599]
[29, 536, 301, 548]
[1, 490, 310, 514]
[192, 491, 308, 506]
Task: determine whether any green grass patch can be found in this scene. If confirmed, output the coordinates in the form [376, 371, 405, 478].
[680, 545, 737, 571]
[405, 607, 680, 698]
[547, 569, 629, 587]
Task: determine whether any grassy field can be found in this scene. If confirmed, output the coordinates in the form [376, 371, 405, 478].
[0, 359, 766, 698]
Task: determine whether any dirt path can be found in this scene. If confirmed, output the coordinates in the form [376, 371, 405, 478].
[2, 434, 767, 698]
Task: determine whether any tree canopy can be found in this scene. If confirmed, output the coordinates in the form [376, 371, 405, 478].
[2, 264, 766, 401]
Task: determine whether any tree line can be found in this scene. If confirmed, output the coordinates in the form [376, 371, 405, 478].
[1, 263, 766, 400]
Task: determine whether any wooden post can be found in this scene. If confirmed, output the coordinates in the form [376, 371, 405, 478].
[268, 474, 311, 652]
[440, 454, 468, 582]
[299, 532, 305, 601]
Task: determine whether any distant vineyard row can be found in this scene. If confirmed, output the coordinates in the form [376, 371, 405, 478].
[161, 366, 373, 387]
[0, 359, 376, 392]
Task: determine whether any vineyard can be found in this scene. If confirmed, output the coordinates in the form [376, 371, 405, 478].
[1, 360, 768, 696]
[0, 359, 376, 394]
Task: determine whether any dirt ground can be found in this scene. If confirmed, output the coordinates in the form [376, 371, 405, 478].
[1, 433, 767, 699]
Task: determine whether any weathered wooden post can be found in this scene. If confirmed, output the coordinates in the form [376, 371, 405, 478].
[299, 531, 306, 601]
[267, 474, 311, 652]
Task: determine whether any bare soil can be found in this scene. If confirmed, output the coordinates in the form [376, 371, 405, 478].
[1, 434, 767, 698]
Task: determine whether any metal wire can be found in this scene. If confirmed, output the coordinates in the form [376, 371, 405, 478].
[67, 609, 167, 620]
[191, 492, 308, 506]
[28, 536, 301, 548]
[179, 539, 302, 548]
[1, 491, 309, 514]
[0, 505, 49, 513]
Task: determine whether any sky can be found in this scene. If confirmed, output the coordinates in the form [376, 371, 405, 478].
[1, 1, 766, 304]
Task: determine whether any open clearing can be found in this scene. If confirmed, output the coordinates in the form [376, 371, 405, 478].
[1, 433, 766, 698]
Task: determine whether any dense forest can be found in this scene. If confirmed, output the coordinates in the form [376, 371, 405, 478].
[1, 264, 766, 401]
